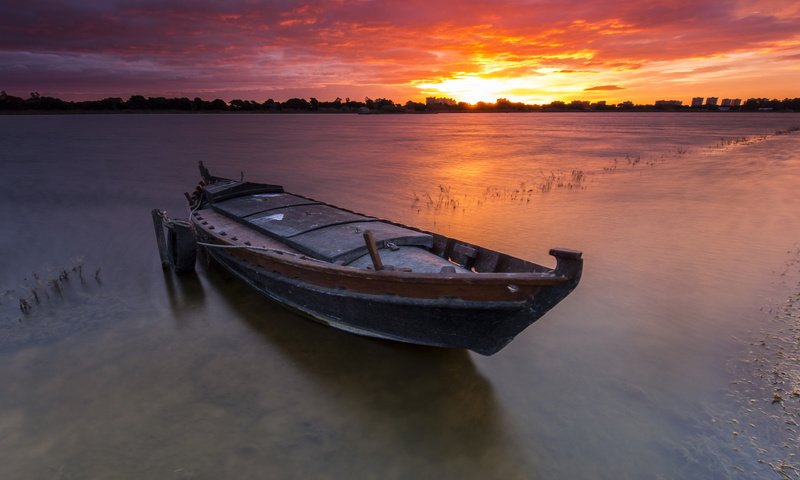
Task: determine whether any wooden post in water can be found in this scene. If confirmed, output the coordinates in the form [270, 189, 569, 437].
[151, 209, 170, 268]
[363, 230, 384, 271]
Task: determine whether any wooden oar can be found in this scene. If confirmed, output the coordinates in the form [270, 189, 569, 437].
[362, 230, 384, 271]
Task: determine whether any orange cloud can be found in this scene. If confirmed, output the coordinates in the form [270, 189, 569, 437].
[0, 1, 798, 103]
[585, 85, 624, 91]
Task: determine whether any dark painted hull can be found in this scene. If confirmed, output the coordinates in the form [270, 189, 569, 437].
[200, 232, 576, 355]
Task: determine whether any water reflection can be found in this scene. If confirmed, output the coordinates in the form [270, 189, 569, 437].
[196, 261, 536, 478]
[162, 268, 206, 325]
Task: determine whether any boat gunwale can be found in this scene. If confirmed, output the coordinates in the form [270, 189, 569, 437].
[192, 216, 569, 287]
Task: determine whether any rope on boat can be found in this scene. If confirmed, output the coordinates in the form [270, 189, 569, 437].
[187, 197, 202, 221]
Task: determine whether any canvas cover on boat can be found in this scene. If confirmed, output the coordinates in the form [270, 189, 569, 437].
[212, 193, 433, 263]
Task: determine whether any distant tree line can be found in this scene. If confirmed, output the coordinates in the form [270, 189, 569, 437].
[2, 91, 799, 113]
[0, 92, 411, 113]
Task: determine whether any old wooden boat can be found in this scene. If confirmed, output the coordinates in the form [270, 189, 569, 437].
[152, 162, 583, 355]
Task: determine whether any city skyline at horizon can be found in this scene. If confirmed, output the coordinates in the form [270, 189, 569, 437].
[3, 90, 790, 109]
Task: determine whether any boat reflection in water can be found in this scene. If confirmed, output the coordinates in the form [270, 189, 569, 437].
[188, 259, 535, 478]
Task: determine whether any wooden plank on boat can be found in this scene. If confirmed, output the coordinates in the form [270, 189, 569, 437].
[213, 193, 320, 218]
[472, 250, 499, 273]
[246, 204, 372, 239]
[288, 221, 433, 263]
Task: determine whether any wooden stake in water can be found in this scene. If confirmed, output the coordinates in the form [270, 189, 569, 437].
[151, 209, 170, 268]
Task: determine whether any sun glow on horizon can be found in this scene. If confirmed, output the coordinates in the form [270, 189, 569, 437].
[414, 71, 590, 105]
[413, 40, 800, 106]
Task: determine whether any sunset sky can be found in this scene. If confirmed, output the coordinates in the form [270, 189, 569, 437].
[1, 0, 798, 105]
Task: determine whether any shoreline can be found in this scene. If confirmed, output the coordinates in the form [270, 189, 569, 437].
[2, 109, 798, 116]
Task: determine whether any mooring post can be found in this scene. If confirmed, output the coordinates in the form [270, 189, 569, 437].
[151, 209, 170, 268]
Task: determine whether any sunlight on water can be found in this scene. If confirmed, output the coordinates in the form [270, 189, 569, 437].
[1, 113, 799, 479]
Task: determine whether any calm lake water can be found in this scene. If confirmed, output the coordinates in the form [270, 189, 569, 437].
[1, 113, 799, 479]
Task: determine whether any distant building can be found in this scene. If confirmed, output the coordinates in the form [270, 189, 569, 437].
[705, 97, 718, 107]
[426, 97, 456, 106]
[655, 100, 683, 108]
[691, 97, 704, 107]
[720, 98, 743, 111]
[568, 100, 591, 110]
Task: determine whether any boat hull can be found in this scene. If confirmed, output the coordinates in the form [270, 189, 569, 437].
[202, 241, 571, 355]
[153, 164, 583, 355]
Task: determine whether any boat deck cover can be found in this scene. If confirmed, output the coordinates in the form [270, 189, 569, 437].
[290, 221, 433, 264]
[212, 193, 432, 263]
[214, 193, 320, 218]
[247, 204, 369, 238]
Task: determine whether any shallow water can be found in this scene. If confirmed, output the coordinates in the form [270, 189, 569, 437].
[1, 113, 799, 479]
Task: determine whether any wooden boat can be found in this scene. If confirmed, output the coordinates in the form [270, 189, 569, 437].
[152, 162, 583, 355]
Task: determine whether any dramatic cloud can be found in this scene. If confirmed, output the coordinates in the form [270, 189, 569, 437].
[1, 0, 798, 103]
[585, 85, 623, 91]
